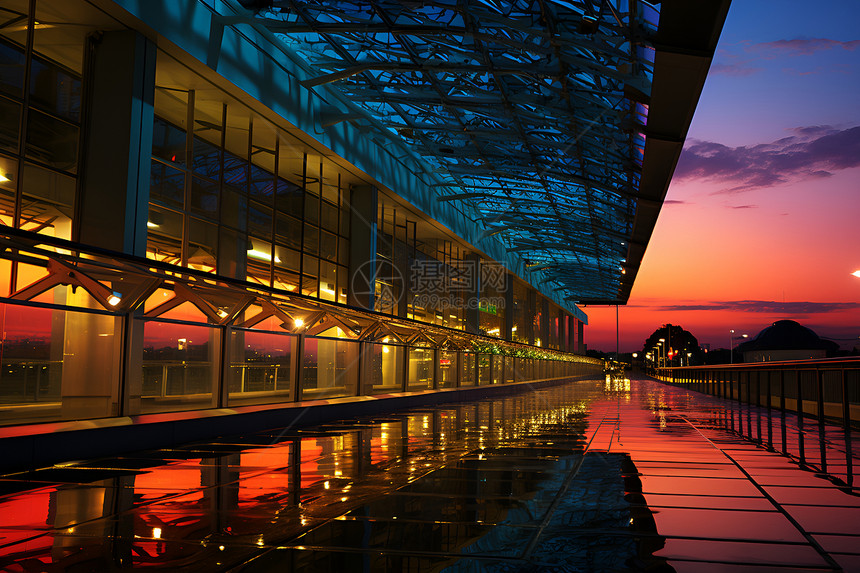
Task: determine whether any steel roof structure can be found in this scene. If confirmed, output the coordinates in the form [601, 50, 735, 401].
[240, 0, 729, 304]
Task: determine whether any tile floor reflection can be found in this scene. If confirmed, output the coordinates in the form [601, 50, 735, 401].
[0, 377, 858, 571]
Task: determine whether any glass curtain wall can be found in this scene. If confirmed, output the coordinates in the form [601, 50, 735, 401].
[367, 342, 405, 394]
[147, 52, 350, 303]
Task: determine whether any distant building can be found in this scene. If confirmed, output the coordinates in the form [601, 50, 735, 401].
[736, 320, 838, 362]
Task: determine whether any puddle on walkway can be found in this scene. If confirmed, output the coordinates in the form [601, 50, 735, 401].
[1, 377, 858, 571]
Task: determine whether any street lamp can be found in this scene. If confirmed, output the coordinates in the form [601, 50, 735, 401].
[658, 338, 666, 368]
[729, 330, 748, 364]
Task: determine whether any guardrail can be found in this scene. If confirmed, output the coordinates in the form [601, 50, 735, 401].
[652, 359, 860, 431]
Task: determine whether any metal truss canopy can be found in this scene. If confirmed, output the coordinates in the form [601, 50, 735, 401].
[242, 0, 729, 304]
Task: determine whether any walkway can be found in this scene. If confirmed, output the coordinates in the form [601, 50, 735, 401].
[1, 377, 858, 571]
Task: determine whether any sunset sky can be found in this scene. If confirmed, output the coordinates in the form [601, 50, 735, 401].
[585, 0, 860, 353]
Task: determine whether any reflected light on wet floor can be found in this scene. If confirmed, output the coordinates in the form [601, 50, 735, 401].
[0, 377, 858, 571]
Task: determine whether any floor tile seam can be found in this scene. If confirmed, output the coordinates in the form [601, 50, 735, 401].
[675, 413, 844, 571]
[249, 543, 528, 561]
[517, 405, 612, 561]
[643, 504, 777, 513]
[778, 502, 860, 510]
[655, 555, 837, 570]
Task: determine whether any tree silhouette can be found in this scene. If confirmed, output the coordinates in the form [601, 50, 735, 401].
[642, 324, 704, 367]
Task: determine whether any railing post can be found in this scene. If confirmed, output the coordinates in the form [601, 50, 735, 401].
[842, 368, 853, 488]
[780, 369, 787, 453]
[797, 371, 805, 465]
[766, 370, 773, 449]
[817, 367, 827, 473]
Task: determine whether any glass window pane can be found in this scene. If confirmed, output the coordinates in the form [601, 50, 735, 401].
[321, 200, 338, 231]
[191, 135, 221, 180]
[319, 261, 337, 302]
[190, 176, 218, 218]
[276, 177, 302, 217]
[274, 244, 300, 273]
[338, 237, 349, 266]
[273, 267, 299, 293]
[146, 204, 182, 264]
[227, 329, 293, 406]
[300, 337, 357, 399]
[248, 200, 272, 238]
[221, 186, 247, 231]
[25, 109, 78, 173]
[368, 343, 403, 394]
[218, 226, 245, 280]
[0, 28, 26, 99]
[304, 194, 319, 225]
[439, 351, 457, 388]
[0, 97, 20, 154]
[320, 229, 337, 262]
[249, 162, 273, 203]
[407, 347, 433, 390]
[460, 352, 475, 386]
[149, 160, 184, 208]
[20, 163, 74, 239]
[29, 55, 81, 123]
[0, 154, 17, 227]
[187, 217, 217, 273]
[246, 238, 272, 286]
[0, 302, 120, 425]
[152, 116, 186, 167]
[275, 212, 301, 249]
[303, 224, 318, 256]
[140, 320, 219, 414]
[223, 150, 247, 191]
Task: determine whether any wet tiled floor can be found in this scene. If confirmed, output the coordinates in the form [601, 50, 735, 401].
[1, 376, 858, 571]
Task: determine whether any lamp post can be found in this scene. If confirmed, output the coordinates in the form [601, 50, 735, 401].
[729, 330, 748, 364]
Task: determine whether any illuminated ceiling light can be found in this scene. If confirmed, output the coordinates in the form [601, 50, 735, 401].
[0, 173, 11, 183]
[146, 221, 159, 228]
[152, 527, 162, 539]
[247, 248, 272, 262]
[217, 309, 229, 318]
[294, 318, 304, 328]
[107, 293, 122, 306]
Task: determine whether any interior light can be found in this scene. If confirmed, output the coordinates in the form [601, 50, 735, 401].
[146, 221, 159, 228]
[107, 293, 122, 306]
[152, 527, 162, 539]
[0, 173, 11, 183]
[294, 318, 304, 328]
[247, 248, 273, 262]
[217, 309, 229, 318]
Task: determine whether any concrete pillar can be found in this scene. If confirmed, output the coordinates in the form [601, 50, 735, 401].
[348, 185, 378, 311]
[79, 30, 156, 256]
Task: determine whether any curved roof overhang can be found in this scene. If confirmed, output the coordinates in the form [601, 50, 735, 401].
[238, 0, 730, 305]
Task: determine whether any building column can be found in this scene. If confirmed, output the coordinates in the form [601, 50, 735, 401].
[541, 298, 550, 348]
[348, 185, 378, 311]
[79, 30, 156, 256]
[464, 253, 481, 335]
[503, 273, 514, 341]
[577, 319, 585, 354]
[526, 289, 536, 345]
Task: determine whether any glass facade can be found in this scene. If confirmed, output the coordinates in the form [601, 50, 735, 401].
[0, 0, 597, 430]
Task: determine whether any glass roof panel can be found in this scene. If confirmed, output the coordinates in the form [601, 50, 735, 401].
[252, 0, 659, 304]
